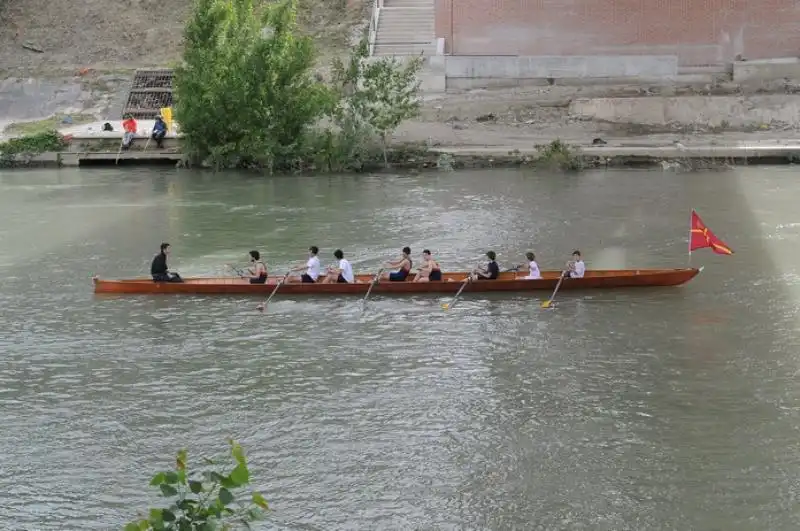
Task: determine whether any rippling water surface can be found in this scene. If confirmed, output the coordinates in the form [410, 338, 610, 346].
[1, 167, 800, 530]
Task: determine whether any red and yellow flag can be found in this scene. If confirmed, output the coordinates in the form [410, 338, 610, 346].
[690, 210, 733, 255]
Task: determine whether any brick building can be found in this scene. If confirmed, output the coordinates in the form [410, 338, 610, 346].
[433, 0, 800, 67]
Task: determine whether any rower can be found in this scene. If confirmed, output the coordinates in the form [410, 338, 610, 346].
[565, 249, 586, 278]
[321, 249, 355, 283]
[471, 250, 500, 281]
[246, 250, 268, 284]
[286, 246, 321, 283]
[414, 249, 442, 282]
[381, 246, 413, 281]
[150, 242, 183, 282]
[518, 251, 541, 279]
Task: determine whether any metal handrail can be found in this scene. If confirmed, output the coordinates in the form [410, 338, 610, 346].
[367, 0, 383, 56]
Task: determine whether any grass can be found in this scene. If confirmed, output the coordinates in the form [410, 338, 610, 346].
[2, 113, 96, 136]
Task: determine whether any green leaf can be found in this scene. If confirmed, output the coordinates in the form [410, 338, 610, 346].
[218, 487, 234, 506]
[148, 508, 163, 523]
[164, 471, 180, 484]
[189, 480, 204, 494]
[252, 491, 269, 510]
[229, 463, 249, 486]
[176, 448, 187, 471]
[230, 440, 246, 466]
[150, 472, 167, 486]
[160, 483, 179, 497]
[124, 523, 142, 531]
[162, 509, 176, 522]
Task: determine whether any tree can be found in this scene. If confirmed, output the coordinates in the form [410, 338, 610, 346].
[331, 38, 423, 168]
[124, 440, 268, 531]
[174, 0, 335, 170]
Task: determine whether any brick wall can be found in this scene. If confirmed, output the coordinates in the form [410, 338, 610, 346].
[434, 0, 800, 67]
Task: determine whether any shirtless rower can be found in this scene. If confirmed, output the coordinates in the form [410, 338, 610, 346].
[381, 246, 413, 281]
[517, 251, 542, 279]
[245, 250, 268, 284]
[565, 249, 586, 278]
[414, 249, 442, 282]
[320, 249, 355, 284]
[286, 246, 321, 283]
[470, 251, 500, 281]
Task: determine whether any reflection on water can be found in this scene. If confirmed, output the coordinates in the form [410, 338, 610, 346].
[1, 166, 800, 530]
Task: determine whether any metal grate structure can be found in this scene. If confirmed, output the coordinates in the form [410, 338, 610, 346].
[121, 69, 175, 119]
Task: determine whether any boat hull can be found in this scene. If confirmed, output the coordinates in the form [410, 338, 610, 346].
[93, 268, 701, 295]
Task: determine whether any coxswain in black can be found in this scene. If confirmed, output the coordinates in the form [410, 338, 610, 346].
[151, 242, 183, 282]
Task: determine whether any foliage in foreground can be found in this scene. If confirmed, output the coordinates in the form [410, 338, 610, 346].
[174, 0, 422, 172]
[534, 139, 585, 171]
[0, 130, 68, 162]
[125, 440, 268, 531]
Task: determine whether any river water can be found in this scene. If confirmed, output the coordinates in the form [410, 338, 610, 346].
[1, 166, 799, 530]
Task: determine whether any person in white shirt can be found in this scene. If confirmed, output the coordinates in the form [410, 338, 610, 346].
[517, 251, 541, 280]
[287, 245, 321, 283]
[321, 249, 355, 283]
[565, 249, 586, 278]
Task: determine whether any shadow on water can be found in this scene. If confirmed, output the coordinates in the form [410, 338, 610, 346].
[454, 167, 800, 530]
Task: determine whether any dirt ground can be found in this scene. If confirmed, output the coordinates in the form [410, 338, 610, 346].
[0, 0, 364, 75]
[1, 0, 795, 149]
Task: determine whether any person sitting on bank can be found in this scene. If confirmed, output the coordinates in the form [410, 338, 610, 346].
[381, 246, 413, 281]
[245, 250, 267, 284]
[150, 242, 183, 282]
[517, 251, 542, 280]
[151, 116, 168, 149]
[414, 249, 442, 282]
[287, 246, 321, 283]
[121, 114, 137, 150]
[321, 249, 355, 283]
[471, 250, 500, 281]
[565, 250, 586, 278]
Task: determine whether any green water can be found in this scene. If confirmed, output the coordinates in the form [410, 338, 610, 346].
[1, 166, 799, 530]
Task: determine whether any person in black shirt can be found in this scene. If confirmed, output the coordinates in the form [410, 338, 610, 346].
[472, 250, 500, 281]
[151, 242, 183, 282]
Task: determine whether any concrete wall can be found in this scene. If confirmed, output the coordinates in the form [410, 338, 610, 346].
[434, 0, 800, 67]
[733, 58, 800, 83]
[569, 95, 800, 127]
[398, 54, 678, 92]
[444, 55, 677, 89]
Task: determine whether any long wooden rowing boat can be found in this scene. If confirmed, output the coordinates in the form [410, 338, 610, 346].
[92, 268, 702, 295]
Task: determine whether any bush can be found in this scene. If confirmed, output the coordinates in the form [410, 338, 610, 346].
[534, 139, 584, 171]
[0, 130, 68, 165]
[124, 440, 268, 531]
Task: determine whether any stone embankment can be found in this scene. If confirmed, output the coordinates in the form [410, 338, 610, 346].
[6, 69, 800, 170]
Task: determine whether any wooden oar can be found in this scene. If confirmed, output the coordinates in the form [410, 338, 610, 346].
[361, 268, 383, 307]
[227, 264, 245, 277]
[442, 274, 472, 311]
[256, 272, 290, 312]
[541, 271, 567, 309]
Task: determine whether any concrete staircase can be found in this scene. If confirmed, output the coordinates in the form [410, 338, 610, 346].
[373, 0, 435, 56]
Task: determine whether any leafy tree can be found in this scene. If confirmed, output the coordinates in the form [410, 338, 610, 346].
[331, 39, 423, 167]
[174, 0, 334, 170]
[125, 440, 268, 531]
